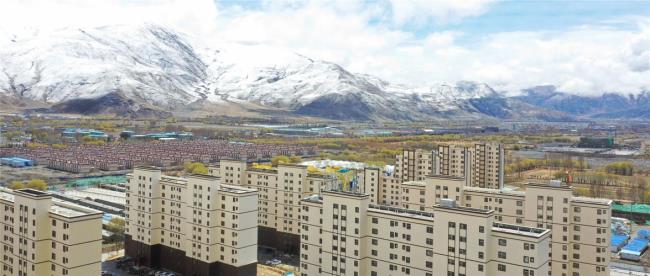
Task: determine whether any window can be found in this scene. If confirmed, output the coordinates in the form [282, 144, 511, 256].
[498, 239, 507, 246]
[498, 251, 506, 259]
[498, 264, 506, 272]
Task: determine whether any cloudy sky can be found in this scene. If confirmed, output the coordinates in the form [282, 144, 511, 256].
[3, 0, 650, 95]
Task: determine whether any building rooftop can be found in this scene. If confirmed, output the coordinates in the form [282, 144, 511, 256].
[525, 180, 572, 190]
[219, 184, 257, 194]
[402, 180, 426, 187]
[302, 194, 323, 203]
[247, 167, 278, 174]
[16, 188, 50, 198]
[572, 196, 612, 206]
[0, 189, 14, 202]
[463, 186, 525, 197]
[427, 174, 465, 181]
[369, 204, 434, 220]
[160, 175, 187, 186]
[322, 189, 368, 198]
[0, 189, 102, 218]
[492, 222, 549, 238]
[434, 201, 494, 215]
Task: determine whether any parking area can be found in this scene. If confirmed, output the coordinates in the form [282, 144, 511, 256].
[101, 257, 178, 276]
[102, 259, 135, 276]
[103, 250, 300, 276]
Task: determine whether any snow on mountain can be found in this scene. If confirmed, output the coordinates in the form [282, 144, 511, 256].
[0, 24, 508, 120]
[0, 24, 206, 108]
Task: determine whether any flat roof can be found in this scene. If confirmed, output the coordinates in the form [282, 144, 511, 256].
[247, 168, 278, 174]
[463, 186, 525, 197]
[525, 181, 572, 191]
[322, 190, 368, 199]
[492, 222, 549, 238]
[572, 196, 612, 206]
[427, 175, 465, 181]
[302, 194, 323, 203]
[369, 204, 434, 220]
[621, 238, 649, 255]
[402, 180, 426, 187]
[434, 203, 493, 215]
[219, 184, 257, 194]
[16, 188, 50, 198]
[0, 189, 102, 218]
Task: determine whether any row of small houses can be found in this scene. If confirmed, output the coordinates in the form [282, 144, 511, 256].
[1, 140, 317, 173]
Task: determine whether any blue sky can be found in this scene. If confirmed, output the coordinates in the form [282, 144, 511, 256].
[442, 1, 650, 43]
[216, 1, 650, 40]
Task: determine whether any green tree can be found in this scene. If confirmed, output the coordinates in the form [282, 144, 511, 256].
[271, 155, 291, 166]
[27, 179, 48, 191]
[105, 217, 125, 243]
[184, 162, 208, 175]
[289, 155, 302, 163]
[8, 180, 24, 190]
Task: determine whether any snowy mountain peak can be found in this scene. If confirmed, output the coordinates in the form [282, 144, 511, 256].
[0, 24, 512, 120]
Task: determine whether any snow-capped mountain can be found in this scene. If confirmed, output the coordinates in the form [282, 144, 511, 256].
[0, 24, 559, 120]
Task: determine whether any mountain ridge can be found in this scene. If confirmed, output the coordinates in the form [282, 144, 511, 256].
[1, 24, 647, 121]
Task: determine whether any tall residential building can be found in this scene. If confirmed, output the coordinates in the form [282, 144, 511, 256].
[642, 140, 650, 156]
[208, 160, 337, 253]
[464, 181, 611, 276]
[360, 172, 611, 276]
[0, 188, 103, 276]
[393, 143, 504, 189]
[125, 167, 258, 276]
[300, 190, 550, 276]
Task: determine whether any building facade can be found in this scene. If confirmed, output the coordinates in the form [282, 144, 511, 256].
[359, 172, 611, 276]
[0, 188, 103, 276]
[392, 143, 504, 189]
[300, 191, 550, 276]
[124, 167, 258, 276]
[208, 160, 337, 253]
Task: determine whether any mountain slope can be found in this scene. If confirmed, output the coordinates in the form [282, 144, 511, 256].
[0, 25, 207, 111]
[0, 25, 508, 121]
[0, 25, 572, 121]
[515, 86, 650, 119]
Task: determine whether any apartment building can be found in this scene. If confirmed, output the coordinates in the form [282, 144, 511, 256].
[392, 143, 504, 189]
[0, 188, 103, 276]
[642, 140, 650, 156]
[124, 167, 258, 276]
[463, 181, 611, 276]
[300, 190, 550, 276]
[365, 172, 611, 276]
[208, 160, 337, 253]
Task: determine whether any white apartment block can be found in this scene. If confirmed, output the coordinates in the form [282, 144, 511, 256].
[300, 190, 550, 276]
[393, 143, 504, 189]
[208, 160, 337, 253]
[359, 170, 611, 276]
[124, 167, 258, 276]
[0, 188, 103, 276]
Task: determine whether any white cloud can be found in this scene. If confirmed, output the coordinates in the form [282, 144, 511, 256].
[1, 0, 650, 95]
[0, 0, 219, 38]
[388, 0, 498, 25]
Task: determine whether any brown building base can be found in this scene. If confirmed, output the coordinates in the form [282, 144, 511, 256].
[258, 226, 300, 254]
[125, 235, 257, 276]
